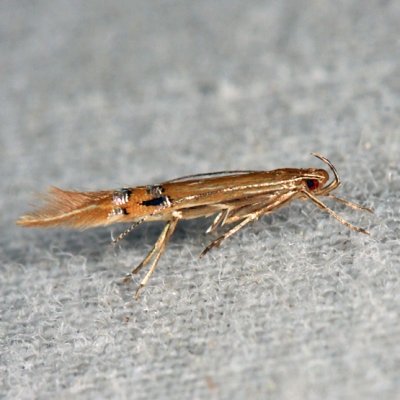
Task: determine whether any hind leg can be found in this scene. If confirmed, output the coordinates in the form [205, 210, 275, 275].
[134, 217, 179, 299]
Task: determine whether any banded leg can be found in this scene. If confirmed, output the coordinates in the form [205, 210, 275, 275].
[112, 218, 146, 244]
[134, 217, 179, 299]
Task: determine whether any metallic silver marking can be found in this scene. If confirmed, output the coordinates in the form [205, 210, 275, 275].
[112, 188, 131, 206]
[146, 185, 164, 196]
[163, 195, 171, 207]
[108, 207, 127, 218]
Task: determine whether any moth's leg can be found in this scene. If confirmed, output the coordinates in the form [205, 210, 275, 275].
[200, 210, 264, 258]
[223, 200, 267, 223]
[123, 221, 171, 282]
[328, 193, 374, 214]
[134, 217, 179, 299]
[225, 190, 300, 224]
[112, 218, 146, 244]
[303, 190, 370, 235]
[206, 208, 230, 233]
[200, 191, 300, 258]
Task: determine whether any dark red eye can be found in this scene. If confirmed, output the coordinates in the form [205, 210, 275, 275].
[306, 179, 318, 190]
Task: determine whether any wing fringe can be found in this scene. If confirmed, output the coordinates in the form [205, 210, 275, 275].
[16, 187, 113, 229]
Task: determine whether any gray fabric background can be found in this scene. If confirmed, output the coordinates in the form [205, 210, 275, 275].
[1, 1, 399, 399]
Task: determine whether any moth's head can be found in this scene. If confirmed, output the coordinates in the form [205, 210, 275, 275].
[307, 153, 341, 195]
[302, 168, 330, 194]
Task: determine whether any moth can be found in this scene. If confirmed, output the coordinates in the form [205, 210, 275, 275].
[17, 153, 373, 298]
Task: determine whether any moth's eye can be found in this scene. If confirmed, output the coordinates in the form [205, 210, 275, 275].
[306, 179, 318, 190]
